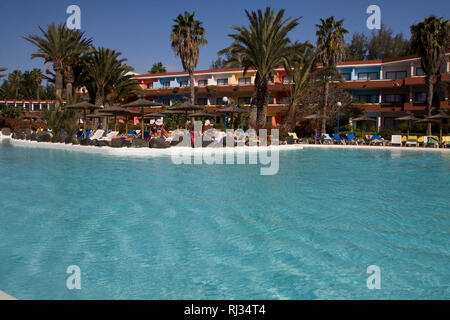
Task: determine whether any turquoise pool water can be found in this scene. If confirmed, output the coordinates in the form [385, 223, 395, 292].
[0, 140, 449, 299]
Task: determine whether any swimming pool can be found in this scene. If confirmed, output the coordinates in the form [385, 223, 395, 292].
[0, 140, 449, 299]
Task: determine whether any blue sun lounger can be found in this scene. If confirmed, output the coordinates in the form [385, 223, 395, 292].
[346, 133, 358, 145]
[370, 135, 384, 146]
[332, 133, 345, 144]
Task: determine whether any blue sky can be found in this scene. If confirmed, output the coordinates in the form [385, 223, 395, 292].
[0, 0, 449, 76]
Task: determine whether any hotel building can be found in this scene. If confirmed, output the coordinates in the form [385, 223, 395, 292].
[133, 53, 450, 129]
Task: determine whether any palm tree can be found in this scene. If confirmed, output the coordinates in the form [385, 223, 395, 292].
[63, 30, 92, 100]
[8, 70, 23, 99]
[0, 67, 7, 78]
[29, 69, 44, 99]
[410, 16, 450, 136]
[316, 16, 348, 133]
[219, 7, 300, 129]
[281, 44, 316, 136]
[171, 11, 207, 104]
[148, 62, 167, 74]
[83, 47, 135, 107]
[24, 23, 92, 109]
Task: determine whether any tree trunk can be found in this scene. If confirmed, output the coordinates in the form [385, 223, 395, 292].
[281, 101, 296, 137]
[425, 76, 434, 136]
[255, 74, 269, 130]
[189, 71, 195, 104]
[321, 80, 329, 134]
[95, 87, 104, 107]
[66, 83, 73, 101]
[53, 62, 63, 111]
[65, 66, 75, 101]
[249, 101, 257, 129]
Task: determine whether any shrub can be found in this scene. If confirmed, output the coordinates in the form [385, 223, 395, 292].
[1, 105, 22, 119]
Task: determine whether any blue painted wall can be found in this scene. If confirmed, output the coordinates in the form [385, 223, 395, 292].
[153, 76, 189, 89]
[337, 66, 381, 80]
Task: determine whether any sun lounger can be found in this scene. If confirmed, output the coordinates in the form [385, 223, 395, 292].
[98, 131, 119, 141]
[88, 129, 105, 140]
[390, 135, 402, 146]
[369, 135, 384, 146]
[405, 136, 418, 147]
[288, 132, 299, 143]
[426, 136, 439, 148]
[320, 133, 333, 144]
[332, 133, 345, 144]
[442, 136, 450, 148]
[346, 134, 358, 145]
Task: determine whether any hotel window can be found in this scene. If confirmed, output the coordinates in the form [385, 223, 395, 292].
[268, 96, 275, 104]
[238, 97, 251, 105]
[161, 82, 170, 88]
[384, 94, 404, 104]
[198, 80, 208, 87]
[415, 92, 427, 103]
[216, 98, 225, 105]
[238, 77, 251, 85]
[161, 98, 170, 106]
[358, 72, 378, 80]
[217, 78, 228, 86]
[341, 73, 351, 81]
[179, 80, 188, 87]
[416, 67, 425, 76]
[357, 95, 378, 103]
[146, 83, 153, 89]
[197, 98, 208, 105]
[385, 71, 407, 80]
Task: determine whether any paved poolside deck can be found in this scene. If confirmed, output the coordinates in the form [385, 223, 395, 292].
[0, 290, 16, 300]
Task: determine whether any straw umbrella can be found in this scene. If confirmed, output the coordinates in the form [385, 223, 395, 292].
[304, 114, 327, 144]
[164, 109, 186, 115]
[352, 114, 377, 141]
[168, 100, 205, 128]
[98, 105, 138, 132]
[85, 112, 114, 130]
[215, 105, 248, 129]
[144, 111, 165, 118]
[395, 112, 420, 138]
[188, 111, 217, 118]
[418, 111, 450, 146]
[121, 96, 163, 139]
[64, 100, 100, 138]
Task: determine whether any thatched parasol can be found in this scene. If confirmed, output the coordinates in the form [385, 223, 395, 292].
[99, 105, 139, 132]
[144, 112, 166, 119]
[64, 100, 101, 137]
[417, 111, 450, 145]
[395, 113, 420, 137]
[215, 105, 248, 129]
[352, 114, 376, 141]
[122, 96, 163, 138]
[188, 111, 217, 118]
[304, 114, 328, 144]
